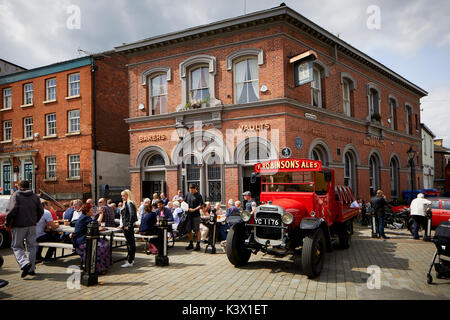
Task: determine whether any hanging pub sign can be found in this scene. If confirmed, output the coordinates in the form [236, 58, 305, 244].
[254, 159, 322, 173]
[290, 50, 318, 87]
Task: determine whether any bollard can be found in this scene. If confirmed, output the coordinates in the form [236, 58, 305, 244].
[423, 209, 432, 242]
[81, 220, 99, 286]
[205, 209, 217, 254]
[371, 210, 378, 238]
[155, 216, 169, 266]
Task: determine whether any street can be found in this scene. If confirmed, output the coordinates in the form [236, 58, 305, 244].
[0, 224, 449, 300]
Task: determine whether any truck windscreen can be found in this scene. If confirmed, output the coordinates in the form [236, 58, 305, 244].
[262, 172, 315, 192]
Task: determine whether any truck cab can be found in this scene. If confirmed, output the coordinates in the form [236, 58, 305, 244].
[226, 159, 359, 278]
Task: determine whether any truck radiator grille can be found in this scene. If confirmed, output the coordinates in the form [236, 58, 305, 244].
[255, 212, 282, 240]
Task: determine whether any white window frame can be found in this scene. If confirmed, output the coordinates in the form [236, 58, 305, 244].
[68, 110, 80, 133]
[68, 154, 80, 178]
[68, 73, 80, 97]
[46, 113, 56, 136]
[46, 156, 57, 179]
[3, 88, 12, 110]
[3, 120, 12, 141]
[342, 79, 351, 116]
[369, 89, 380, 116]
[189, 66, 210, 106]
[149, 73, 168, 115]
[311, 67, 322, 108]
[233, 57, 260, 104]
[46, 78, 56, 101]
[24, 83, 33, 105]
[23, 117, 33, 139]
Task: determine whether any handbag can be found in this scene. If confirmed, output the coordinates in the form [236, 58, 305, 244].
[177, 211, 189, 235]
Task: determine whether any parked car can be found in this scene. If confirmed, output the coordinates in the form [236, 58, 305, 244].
[0, 195, 11, 248]
[428, 197, 450, 228]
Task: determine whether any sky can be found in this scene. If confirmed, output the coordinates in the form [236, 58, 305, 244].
[1, 0, 449, 147]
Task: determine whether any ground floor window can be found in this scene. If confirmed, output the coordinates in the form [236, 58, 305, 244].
[369, 155, 380, 197]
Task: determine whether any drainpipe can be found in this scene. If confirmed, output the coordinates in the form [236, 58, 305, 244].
[91, 55, 98, 201]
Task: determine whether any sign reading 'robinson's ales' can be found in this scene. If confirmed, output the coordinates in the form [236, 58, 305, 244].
[254, 159, 322, 173]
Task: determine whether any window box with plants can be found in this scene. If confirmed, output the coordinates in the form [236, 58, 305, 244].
[184, 96, 210, 111]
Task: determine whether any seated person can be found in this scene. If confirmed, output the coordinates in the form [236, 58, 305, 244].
[172, 201, 183, 232]
[155, 200, 174, 222]
[36, 200, 60, 261]
[71, 203, 110, 275]
[199, 202, 211, 243]
[139, 204, 158, 236]
[95, 198, 116, 227]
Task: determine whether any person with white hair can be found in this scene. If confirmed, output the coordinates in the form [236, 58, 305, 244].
[138, 198, 151, 222]
[410, 193, 432, 240]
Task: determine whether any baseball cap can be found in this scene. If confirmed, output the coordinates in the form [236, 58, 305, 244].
[242, 191, 251, 196]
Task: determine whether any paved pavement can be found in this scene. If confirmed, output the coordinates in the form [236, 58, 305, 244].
[0, 225, 449, 300]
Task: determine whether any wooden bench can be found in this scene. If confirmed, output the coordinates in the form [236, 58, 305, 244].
[38, 242, 77, 259]
[112, 234, 158, 254]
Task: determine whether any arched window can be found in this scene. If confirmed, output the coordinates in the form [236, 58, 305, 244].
[310, 144, 330, 165]
[149, 74, 168, 115]
[344, 152, 357, 195]
[389, 96, 398, 130]
[369, 154, 380, 196]
[234, 57, 259, 104]
[146, 154, 165, 167]
[244, 137, 270, 163]
[390, 157, 400, 198]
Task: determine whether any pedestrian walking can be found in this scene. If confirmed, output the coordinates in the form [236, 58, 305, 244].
[5, 180, 44, 278]
[184, 184, 204, 251]
[370, 189, 391, 239]
[119, 189, 138, 268]
[242, 191, 256, 213]
[409, 193, 432, 240]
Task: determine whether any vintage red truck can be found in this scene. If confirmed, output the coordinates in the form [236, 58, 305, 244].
[226, 159, 359, 278]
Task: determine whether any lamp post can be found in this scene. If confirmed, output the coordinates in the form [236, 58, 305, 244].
[407, 146, 417, 204]
[176, 121, 187, 195]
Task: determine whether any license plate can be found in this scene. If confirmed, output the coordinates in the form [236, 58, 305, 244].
[255, 218, 280, 226]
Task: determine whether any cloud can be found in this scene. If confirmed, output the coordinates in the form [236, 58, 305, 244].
[420, 84, 450, 148]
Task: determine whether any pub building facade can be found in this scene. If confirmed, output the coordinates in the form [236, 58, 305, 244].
[0, 53, 130, 201]
[117, 4, 427, 204]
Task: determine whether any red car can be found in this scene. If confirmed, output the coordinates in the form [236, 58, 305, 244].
[0, 195, 11, 248]
[428, 197, 450, 228]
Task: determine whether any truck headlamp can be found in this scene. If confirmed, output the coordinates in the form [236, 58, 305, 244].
[310, 211, 316, 217]
[241, 210, 252, 222]
[282, 212, 294, 225]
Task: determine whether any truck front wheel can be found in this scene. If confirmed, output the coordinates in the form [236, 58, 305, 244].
[226, 224, 251, 267]
[301, 228, 326, 279]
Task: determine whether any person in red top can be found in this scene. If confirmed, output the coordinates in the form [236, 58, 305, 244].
[48, 205, 57, 221]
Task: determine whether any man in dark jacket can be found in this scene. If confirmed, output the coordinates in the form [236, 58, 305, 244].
[370, 189, 391, 239]
[5, 180, 44, 278]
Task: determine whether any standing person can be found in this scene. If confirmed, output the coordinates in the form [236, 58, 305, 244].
[370, 190, 391, 239]
[242, 191, 256, 213]
[172, 190, 183, 202]
[160, 193, 169, 206]
[5, 180, 44, 278]
[350, 198, 362, 223]
[184, 184, 204, 251]
[410, 193, 432, 240]
[119, 189, 138, 268]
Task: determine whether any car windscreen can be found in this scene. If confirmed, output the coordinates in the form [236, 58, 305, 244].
[262, 172, 314, 192]
[0, 199, 9, 212]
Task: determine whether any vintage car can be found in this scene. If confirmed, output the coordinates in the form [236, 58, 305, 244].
[0, 195, 11, 248]
[226, 159, 359, 278]
[427, 197, 450, 228]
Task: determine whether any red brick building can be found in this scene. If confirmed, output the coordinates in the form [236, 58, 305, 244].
[434, 139, 450, 194]
[116, 5, 427, 204]
[0, 52, 130, 201]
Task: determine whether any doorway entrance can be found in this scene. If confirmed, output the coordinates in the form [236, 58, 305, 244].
[142, 171, 166, 200]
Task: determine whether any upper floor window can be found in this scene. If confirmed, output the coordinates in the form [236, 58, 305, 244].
[68, 73, 80, 97]
[3, 88, 11, 109]
[189, 66, 210, 105]
[424, 135, 427, 155]
[68, 154, 80, 178]
[234, 57, 259, 104]
[68, 110, 80, 133]
[149, 74, 168, 115]
[23, 117, 33, 139]
[24, 83, 33, 105]
[46, 156, 57, 179]
[389, 97, 398, 130]
[46, 78, 56, 101]
[368, 88, 380, 119]
[46, 113, 56, 136]
[3, 120, 12, 141]
[311, 67, 322, 107]
[405, 104, 413, 135]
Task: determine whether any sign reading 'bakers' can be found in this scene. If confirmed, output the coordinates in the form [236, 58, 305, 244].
[138, 134, 167, 142]
[254, 159, 322, 173]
